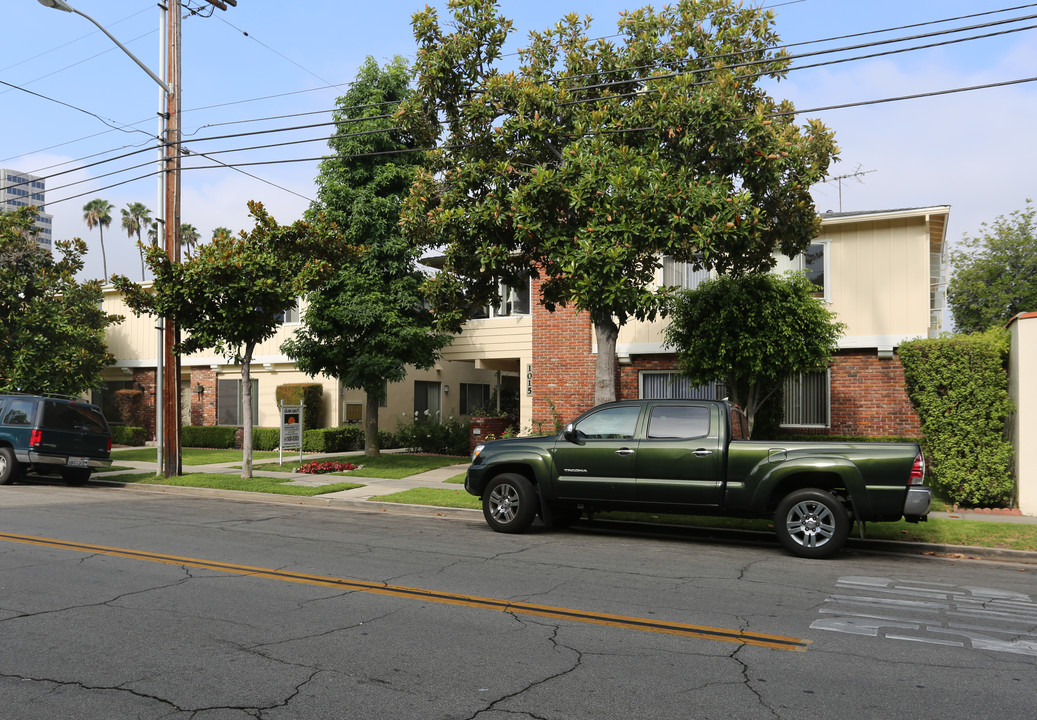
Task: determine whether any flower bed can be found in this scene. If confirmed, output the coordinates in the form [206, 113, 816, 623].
[298, 460, 360, 474]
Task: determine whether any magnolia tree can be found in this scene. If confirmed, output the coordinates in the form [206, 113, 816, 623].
[399, 0, 838, 405]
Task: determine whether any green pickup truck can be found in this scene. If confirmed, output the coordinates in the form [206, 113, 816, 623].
[466, 399, 931, 558]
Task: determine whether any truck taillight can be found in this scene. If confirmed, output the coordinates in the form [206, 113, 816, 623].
[909, 451, 925, 485]
[30, 429, 43, 448]
[106, 438, 112, 453]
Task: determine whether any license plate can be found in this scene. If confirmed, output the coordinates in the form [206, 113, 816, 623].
[67, 457, 89, 468]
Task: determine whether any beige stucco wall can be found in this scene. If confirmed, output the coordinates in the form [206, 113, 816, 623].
[1009, 312, 1037, 515]
[102, 288, 502, 430]
[616, 209, 944, 354]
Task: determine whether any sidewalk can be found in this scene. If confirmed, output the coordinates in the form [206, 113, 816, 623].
[94, 448, 1037, 563]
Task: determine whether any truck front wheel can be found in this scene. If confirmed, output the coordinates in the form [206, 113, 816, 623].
[775, 489, 849, 558]
[483, 474, 537, 534]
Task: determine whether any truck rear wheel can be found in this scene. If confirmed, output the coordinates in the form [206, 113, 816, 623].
[775, 488, 849, 558]
[483, 473, 537, 534]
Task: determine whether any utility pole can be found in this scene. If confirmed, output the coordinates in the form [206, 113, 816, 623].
[161, 1, 182, 477]
[158, 0, 236, 477]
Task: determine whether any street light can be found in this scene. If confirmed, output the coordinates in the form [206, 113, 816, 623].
[36, 0, 169, 93]
[39, 0, 182, 477]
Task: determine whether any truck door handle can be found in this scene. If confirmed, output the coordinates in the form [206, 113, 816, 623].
[692, 449, 714, 457]
[615, 448, 635, 456]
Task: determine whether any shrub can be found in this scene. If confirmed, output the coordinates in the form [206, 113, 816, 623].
[181, 425, 237, 449]
[253, 427, 280, 451]
[111, 425, 147, 446]
[113, 389, 148, 427]
[898, 329, 1015, 507]
[395, 414, 469, 455]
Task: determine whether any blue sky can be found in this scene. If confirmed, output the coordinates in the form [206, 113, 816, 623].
[3, 0, 1034, 282]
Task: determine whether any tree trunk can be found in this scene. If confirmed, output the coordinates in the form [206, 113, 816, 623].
[364, 390, 381, 458]
[240, 343, 255, 479]
[592, 311, 619, 406]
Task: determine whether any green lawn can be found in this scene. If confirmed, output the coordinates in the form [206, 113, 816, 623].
[106, 471, 362, 496]
[371, 487, 481, 509]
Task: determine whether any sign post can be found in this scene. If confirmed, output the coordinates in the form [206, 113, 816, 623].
[280, 401, 303, 466]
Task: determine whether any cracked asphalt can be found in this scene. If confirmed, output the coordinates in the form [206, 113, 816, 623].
[0, 483, 1034, 719]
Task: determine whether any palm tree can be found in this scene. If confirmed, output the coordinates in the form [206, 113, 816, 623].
[212, 226, 233, 242]
[147, 221, 160, 247]
[82, 198, 114, 279]
[180, 223, 201, 259]
[121, 202, 152, 280]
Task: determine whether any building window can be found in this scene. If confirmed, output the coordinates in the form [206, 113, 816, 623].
[459, 383, 491, 415]
[661, 256, 711, 290]
[217, 379, 259, 426]
[773, 242, 829, 300]
[414, 380, 441, 422]
[344, 402, 363, 424]
[640, 371, 723, 400]
[782, 370, 830, 428]
[471, 275, 531, 318]
[277, 301, 301, 325]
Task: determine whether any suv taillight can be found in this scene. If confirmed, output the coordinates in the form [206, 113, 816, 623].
[30, 429, 43, 448]
[106, 438, 112, 453]
[909, 451, 925, 485]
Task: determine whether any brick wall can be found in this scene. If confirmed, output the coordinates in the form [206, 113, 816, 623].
[530, 275, 597, 429]
[131, 369, 157, 439]
[189, 367, 217, 426]
[828, 350, 921, 437]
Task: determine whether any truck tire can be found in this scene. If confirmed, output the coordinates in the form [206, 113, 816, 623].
[0, 447, 17, 485]
[483, 473, 537, 534]
[775, 488, 849, 559]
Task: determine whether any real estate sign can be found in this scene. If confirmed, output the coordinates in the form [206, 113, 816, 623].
[280, 402, 303, 465]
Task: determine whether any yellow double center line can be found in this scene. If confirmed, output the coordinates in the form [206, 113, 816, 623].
[0, 532, 809, 651]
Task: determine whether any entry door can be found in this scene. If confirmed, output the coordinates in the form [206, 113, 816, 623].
[550, 404, 642, 502]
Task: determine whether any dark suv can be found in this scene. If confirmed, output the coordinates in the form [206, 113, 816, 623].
[0, 393, 113, 486]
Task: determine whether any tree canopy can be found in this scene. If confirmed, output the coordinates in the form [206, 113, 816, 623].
[399, 0, 838, 405]
[664, 272, 844, 436]
[284, 56, 451, 457]
[1, 207, 121, 395]
[947, 200, 1037, 334]
[113, 201, 356, 477]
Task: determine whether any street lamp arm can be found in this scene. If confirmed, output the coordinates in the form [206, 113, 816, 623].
[37, 0, 171, 93]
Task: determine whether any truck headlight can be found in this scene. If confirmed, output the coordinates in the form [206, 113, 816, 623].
[471, 443, 485, 462]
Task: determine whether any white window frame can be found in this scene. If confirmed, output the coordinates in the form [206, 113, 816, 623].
[773, 240, 830, 301]
[471, 275, 532, 319]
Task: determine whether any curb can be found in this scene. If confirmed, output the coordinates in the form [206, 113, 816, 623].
[89, 479, 1037, 564]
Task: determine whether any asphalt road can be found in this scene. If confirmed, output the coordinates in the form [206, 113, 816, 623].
[0, 483, 1034, 719]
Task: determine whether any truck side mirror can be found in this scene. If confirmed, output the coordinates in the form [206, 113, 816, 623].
[563, 423, 578, 443]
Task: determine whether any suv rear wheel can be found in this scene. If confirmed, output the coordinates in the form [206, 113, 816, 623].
[0, 447, 18, 485]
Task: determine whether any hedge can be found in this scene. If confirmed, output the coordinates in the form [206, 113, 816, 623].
[898, 329, 1015, 507]
[275, 383, 324, 430]
[111, 425, 147, 446]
